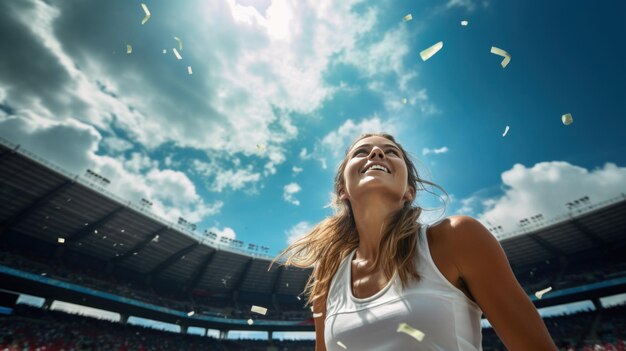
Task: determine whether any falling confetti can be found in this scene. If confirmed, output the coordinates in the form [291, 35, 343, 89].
[461, 20, 469, 26]
[174, 36, 184, 51]
[535, 286, 552, 299]
[187, 66, 193, 75]
[251, 305, 268, 315]
[126, 45, 132, 54]
[296, 296, 301, 300]
[57, 237, 65, 244]
[313, 312, 323, 318]
[140, 3, 151, 25]
[403, 14, 413, 22]
[502, 125, 510, 137]
[420, 41, 443, 62]
[162, 49, 167, 54]
[256, 144, 266, 151]
[173, 48, 182, 60]
[562, 113, 573, 125]
[247, 318, 254, 325]
[187, 311, 195, 316]
[490, 46, 511, 68]
[397, 323, 425, 342]
[337, 341, 347, 349]
[401, 98, 408, 104]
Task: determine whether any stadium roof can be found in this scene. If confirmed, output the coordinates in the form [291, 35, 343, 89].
[1, 138, 626, 300]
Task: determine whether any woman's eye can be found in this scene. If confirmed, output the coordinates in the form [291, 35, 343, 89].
[353, 149, 367, 156]
[387, 149, 399, 156]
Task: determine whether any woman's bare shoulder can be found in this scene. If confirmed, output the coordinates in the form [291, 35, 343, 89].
[428, 215, 483, 237]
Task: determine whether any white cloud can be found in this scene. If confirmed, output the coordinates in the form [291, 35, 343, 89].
[320, 116, 395, 160]
[286, 221, 313, 245]
[457, 161, 626, 235]
[0, 0, 382, 180]
[422, 146, 449, 155]
[192, 159, 262, 193]
[207, 226, 237, 240]
[0, 112, 222, 225]
[283, 182, 302, 206]
[340, 26, 409, 81]
[446, 0, 476, 11]
[214, 168, 261, 193]
[299, 148, 311, 160]
[102, 137, 133, 153]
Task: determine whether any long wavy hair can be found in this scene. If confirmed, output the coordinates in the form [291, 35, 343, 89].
[272, 133, 445, 307]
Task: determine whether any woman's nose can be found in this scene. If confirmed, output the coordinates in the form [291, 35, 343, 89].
[368, 147, 385, 159]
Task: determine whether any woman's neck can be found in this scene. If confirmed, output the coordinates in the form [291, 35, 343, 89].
[350, 194, 404, 262]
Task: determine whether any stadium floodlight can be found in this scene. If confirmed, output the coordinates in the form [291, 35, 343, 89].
[84, 169, 110, 187]
[140, 198, 153, 207]
[566, 195, 590, 210]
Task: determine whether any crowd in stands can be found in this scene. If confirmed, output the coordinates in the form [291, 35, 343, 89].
[483, 305, 626, 351]
[0, 251, 310, 322]
[515, 258, 626, 297]
[1, 303, 625, 350]
[3, 245, 626, 320]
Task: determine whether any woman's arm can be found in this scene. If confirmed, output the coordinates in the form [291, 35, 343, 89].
[314, 297, 327, 351]
[448, 216, 558, 351]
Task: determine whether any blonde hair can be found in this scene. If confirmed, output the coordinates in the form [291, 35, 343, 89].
[272, 133, 445, 307]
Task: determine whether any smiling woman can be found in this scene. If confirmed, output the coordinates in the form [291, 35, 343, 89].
[273, 133, 558, 351]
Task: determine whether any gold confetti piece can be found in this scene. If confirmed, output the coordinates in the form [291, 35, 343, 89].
[247, 318, 254, 325]
[502, 125, 510, 137]
[256, 144, 266, 151]
[461, 20, 469, 26]
[562, 113, 573, 125]
[173, 48, 182, 60]
[187, 311, 195, 316]
[403, 14, 413, 22]
[251, 305, 267, 315]
[162, 49, 167, 54]
[397, 323, 425, 342]
[313, 312, 323, 318]
[57, 237, 65, 244]
[140, 3, 151, 25]
[337, 341, 347, 349]
[535, 286, 552, 299]
[490, 46, 511, 68]
[420, 41, 443, 61]
[187, 66, 193, 75]
[126, 45, 132, 54]
[401, 98, 408, 104]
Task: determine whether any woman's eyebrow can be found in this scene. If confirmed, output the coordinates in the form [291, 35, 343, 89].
[353, 143, 400, 151]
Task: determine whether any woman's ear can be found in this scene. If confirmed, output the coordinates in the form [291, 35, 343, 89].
[404, 186, 416, 202]
[339, 188, 350, 200]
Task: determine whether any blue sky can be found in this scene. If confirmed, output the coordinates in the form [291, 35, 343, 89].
[1, 0, 625, 257]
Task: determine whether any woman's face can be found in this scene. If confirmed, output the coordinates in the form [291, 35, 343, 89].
[342, 136, 413, 204]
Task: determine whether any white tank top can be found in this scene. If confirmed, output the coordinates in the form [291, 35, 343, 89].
[324, 223, 484, 350]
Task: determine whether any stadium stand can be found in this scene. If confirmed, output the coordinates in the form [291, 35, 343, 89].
[1, 304, 625, 350]
[1, 135, 625, 349]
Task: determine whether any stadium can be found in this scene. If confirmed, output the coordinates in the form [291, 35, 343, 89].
[1, 133, 626, 351]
